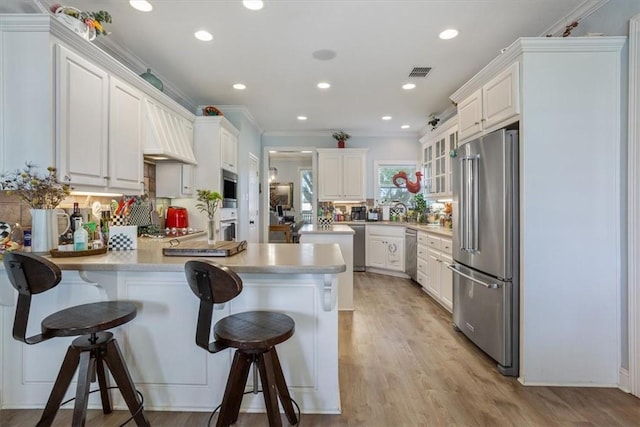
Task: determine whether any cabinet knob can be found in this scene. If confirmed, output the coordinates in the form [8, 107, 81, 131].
[103, 176, 110, 180]
[474, 121, 480, 125]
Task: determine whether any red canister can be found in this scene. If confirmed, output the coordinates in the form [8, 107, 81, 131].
[165, 206, 189, 229]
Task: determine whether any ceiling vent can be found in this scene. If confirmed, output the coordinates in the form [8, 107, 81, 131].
[408, 67, 432, 78]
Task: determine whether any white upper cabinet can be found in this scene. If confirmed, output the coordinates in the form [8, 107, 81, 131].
[56, 44, 110, 188]
[220, 126, 238, 173]
[317, 148, 367, 202]
[457, 62, 519, 141]
[0, 16, 195, 194]
[419, 118, 458, 198]
[108, 76, 144, 191]
[156, 162, 194, 198]
[57, 45, 143, 192]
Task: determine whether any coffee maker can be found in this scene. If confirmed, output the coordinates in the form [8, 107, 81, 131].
[351, 206, 367, 221]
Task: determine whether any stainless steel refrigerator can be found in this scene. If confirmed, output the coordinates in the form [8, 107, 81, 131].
[450, 128, 519, 376]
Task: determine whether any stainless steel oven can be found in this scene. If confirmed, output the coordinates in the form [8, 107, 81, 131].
[220, 208, 237, 241]
[222, 169, 238, 208]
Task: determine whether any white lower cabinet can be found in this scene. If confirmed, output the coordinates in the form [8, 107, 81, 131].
[365, 225, 405, 272]
[417, 231, 452, 312]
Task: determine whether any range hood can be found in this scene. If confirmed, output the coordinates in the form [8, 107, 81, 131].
[144, 98, 197, 165]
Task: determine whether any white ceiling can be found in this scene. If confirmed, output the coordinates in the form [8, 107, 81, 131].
[6, 0, 606, 135]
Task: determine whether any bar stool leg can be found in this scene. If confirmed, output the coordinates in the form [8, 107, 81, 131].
[257, 350, 283, 427]
[72, 351, 94, 426]
[37, 346, 82, 427]
[217, 350, 252, 427]
[95, 355, 113, 414]
[102, 339, 151, 427]
[269, 348, 298, 425]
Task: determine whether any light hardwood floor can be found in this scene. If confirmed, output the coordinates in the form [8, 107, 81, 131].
[2, 272, 639, 426]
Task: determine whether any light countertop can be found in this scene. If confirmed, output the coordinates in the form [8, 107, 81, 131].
[336, 221, 453, 237]
[16, 241, 346, 275]
[299, 224, 355, 235]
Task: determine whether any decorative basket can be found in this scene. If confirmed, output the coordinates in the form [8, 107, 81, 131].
[54, 6, 96, 41]
[317, 217, 333, 228]
[202, 106, 223, 116]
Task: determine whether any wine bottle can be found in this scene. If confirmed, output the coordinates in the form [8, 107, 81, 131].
[70, 202, 82, 233]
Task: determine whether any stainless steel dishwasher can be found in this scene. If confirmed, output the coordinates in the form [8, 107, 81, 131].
[351, 223, 366, 272]
[405, 228, 417, 280]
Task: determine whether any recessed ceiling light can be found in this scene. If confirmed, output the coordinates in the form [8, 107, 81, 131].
[129, 0, 153, 12]
[382, 116, 392, 120]
[439, 29, 459, 40]
[194, 30, 213, 41]
[297, 116, 307, 121]
[233, 83, 246, 90]
[317, 82, 331, 89]
[402, 83, 416, 90]
[312, 49, 337, 61]
[243, 0, 264, 10]
[401, 125, 410, 129]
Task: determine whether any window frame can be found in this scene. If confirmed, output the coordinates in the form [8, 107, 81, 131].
[373, 160, 421, 205]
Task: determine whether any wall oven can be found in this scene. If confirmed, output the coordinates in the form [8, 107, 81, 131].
[222, 169, 238, 208]
[220, 208, 237, 241]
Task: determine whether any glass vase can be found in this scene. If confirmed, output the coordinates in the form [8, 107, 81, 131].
[207, 219, 217, 244]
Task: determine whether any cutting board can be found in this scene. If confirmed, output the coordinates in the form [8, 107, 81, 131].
[163, 240, 247, 257]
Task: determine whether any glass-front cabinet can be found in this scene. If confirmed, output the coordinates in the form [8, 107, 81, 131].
[420, 117, 458, 199]
[447, 128, 459, 195]
[422, 144, 434, 196]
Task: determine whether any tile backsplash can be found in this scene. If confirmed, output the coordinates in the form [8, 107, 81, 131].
[0, 163, 157, 228]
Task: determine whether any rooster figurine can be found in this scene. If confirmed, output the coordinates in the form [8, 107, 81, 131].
[392, 171, 423, 193]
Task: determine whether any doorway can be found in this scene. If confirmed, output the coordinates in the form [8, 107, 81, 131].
[248, 153, 259, 243]
[263, 147, 317, 242]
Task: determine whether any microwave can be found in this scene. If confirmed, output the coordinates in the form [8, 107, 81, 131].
[222, 169, 238, 208]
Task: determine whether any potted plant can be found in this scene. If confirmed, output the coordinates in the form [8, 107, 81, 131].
[195, 189, 223, 244]
[0, 162, 71, 252]
[332, 131, 351, 148]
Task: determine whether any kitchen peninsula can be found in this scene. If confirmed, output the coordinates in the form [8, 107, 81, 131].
[0, 242, 346, 414]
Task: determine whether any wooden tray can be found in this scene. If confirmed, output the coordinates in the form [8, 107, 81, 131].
[163, 240, 247, 257]
[50, 247, 108, 258]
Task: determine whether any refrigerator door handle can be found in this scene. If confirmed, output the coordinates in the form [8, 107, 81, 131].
[469, 155, 479, 252]
[447, 264, 501, 289]
[461, 157, 470, 252]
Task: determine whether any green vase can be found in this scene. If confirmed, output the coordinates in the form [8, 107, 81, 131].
[140, 68, 163, 92]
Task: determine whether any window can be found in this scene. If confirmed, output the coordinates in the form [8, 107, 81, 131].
[300, 168, 313, 213]
[374, 161, 420, 205]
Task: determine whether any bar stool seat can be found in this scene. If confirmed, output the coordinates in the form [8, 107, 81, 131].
[3, 252, 150, 427]
[185, 260, 298, 427]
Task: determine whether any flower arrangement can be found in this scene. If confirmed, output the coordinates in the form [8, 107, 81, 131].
[195, 189, 223, 220]
[50, 4, 112, 36]
[332, 131, 351, 141]
[0, 162, 71, 209]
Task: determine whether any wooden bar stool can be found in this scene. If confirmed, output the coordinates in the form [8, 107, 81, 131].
[185, 260, 299, 427]
[3, 252, 150, 427]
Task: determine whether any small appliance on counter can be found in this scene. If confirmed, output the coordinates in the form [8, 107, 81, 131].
[351, 206, 367, 221]
[367, 209, 379, 221]
[165, 206, 189, 229]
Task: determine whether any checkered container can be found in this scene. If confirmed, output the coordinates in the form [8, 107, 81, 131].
[108, 226, 137, 251]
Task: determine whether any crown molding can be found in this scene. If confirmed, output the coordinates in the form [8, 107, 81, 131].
[539, 0, 609, 37]
[94, 36, 196, 113]
[450, 36, 626, 103]
[212, 105, 263, 134]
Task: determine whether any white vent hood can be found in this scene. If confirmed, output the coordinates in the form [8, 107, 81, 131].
[144, 98, 197, 165]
